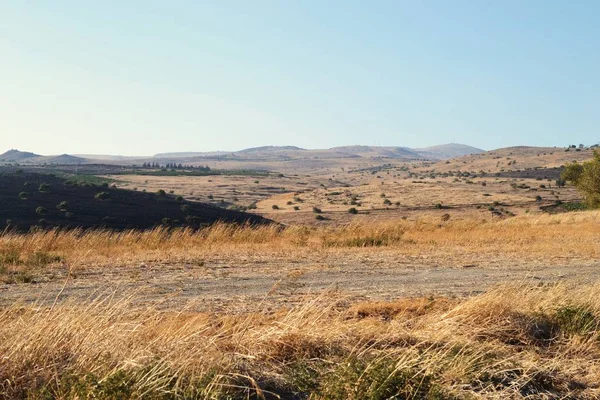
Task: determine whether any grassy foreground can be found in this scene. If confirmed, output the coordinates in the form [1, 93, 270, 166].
[1, 283, 600, 399]
[1, 211, 599, 268]
[1, 212, 600, 398]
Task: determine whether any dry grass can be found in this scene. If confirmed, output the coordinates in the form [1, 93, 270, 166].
[2, 282, 600, 398]
[1, 212, 600, 397]
[0, 211, 598, 270]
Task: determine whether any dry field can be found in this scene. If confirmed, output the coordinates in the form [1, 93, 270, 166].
[1, 148, 599, 398]
[1, 212, 600, 398]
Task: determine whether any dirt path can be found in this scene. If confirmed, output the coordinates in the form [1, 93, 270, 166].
[1, 251, 598, 311]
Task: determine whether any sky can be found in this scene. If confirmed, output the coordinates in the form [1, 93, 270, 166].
[1, 1, 599, 156]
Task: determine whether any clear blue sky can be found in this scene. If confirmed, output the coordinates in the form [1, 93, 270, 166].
[1, 1, 599, 155]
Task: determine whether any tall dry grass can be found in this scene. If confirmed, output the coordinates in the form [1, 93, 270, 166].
[1, 282, 600, 398]
[1, 211, 599, 269]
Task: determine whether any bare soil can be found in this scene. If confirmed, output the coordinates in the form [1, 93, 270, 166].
[2, 250, 597, 312]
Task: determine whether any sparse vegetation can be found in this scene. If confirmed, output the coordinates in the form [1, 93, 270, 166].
[95, 192, 111, 200]
[562, 150, 600, 207]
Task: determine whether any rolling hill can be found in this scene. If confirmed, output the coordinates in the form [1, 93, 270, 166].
[0, 149, 40, 162]
[0, 171, 269, 231]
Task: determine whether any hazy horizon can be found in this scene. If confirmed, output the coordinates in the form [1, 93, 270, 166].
[2, 1, 599, 155]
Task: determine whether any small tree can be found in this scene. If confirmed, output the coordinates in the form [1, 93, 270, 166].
[38, 183, 51, 193]
[95, 192, 111, 200]
[561, 150, 600, 207]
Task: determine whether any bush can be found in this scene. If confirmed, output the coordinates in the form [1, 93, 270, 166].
[348, 208, 358, 214]
[293, 206, 300, 211]
[315, 215, 325, 221]
[383, 199, 392, 206]
[57, 201, 69, 211]
[18, 192, 28, 200]
[95, 192, 111, 200]
[156, 189, 167, 196]
[35, 206, 47, 215]
[38, 183, 51, 193]
[272, 205, 279, 210]
[176, 196, 184, 202]
[561, 151, 600, 207]
[312, 207, 322, 214]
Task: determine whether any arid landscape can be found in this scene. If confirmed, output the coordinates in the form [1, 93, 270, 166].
[1, 144, 600, 398]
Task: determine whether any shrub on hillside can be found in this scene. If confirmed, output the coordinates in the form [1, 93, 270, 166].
[561, 150, 600, 208]
[95, 192, 111, 201]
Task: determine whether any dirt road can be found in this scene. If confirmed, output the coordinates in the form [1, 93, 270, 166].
[1, 250, 597, 311]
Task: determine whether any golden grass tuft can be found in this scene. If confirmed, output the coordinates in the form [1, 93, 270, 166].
[1, 282, 600, 398]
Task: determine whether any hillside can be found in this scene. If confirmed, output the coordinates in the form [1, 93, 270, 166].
[0, 171, 269, 231]
[0, 149, 40, 162]
[152, 143, 477, 162]
[416, 146, 596, 175]
[414, 143, 484, 159]
[38, 154, 89, 165]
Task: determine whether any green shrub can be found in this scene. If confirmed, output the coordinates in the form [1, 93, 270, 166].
[156, 189, 167, 196]
[315, 215, 325, 221]
[561, 151, 600, 207]
[553, 305, 599, 336]
[38, 183, 51, 193]
[348, 208, 358, 214]
[176, 196, 184, 202]
[35, 206, 47, 215]
[18, 192, 28, 200]
[312, 207, 322, 214]
[272, 204, 279, 210]
[95, 192, 111, 200]
[57, 201, 69, 211]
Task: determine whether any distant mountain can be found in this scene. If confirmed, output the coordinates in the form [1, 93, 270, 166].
[0, 149, 40, 162]
[40, 154, 88, 165]
[330, 146, 423, 159]
[2, 143, 483, 165]
[413, 143, 484, 159]
[153, 151, 228, 158]
[237, 145, 305, 153]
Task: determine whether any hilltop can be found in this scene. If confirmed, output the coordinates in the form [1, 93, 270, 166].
[0, 149, 40, 162]
[414, 143, 485, 159]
